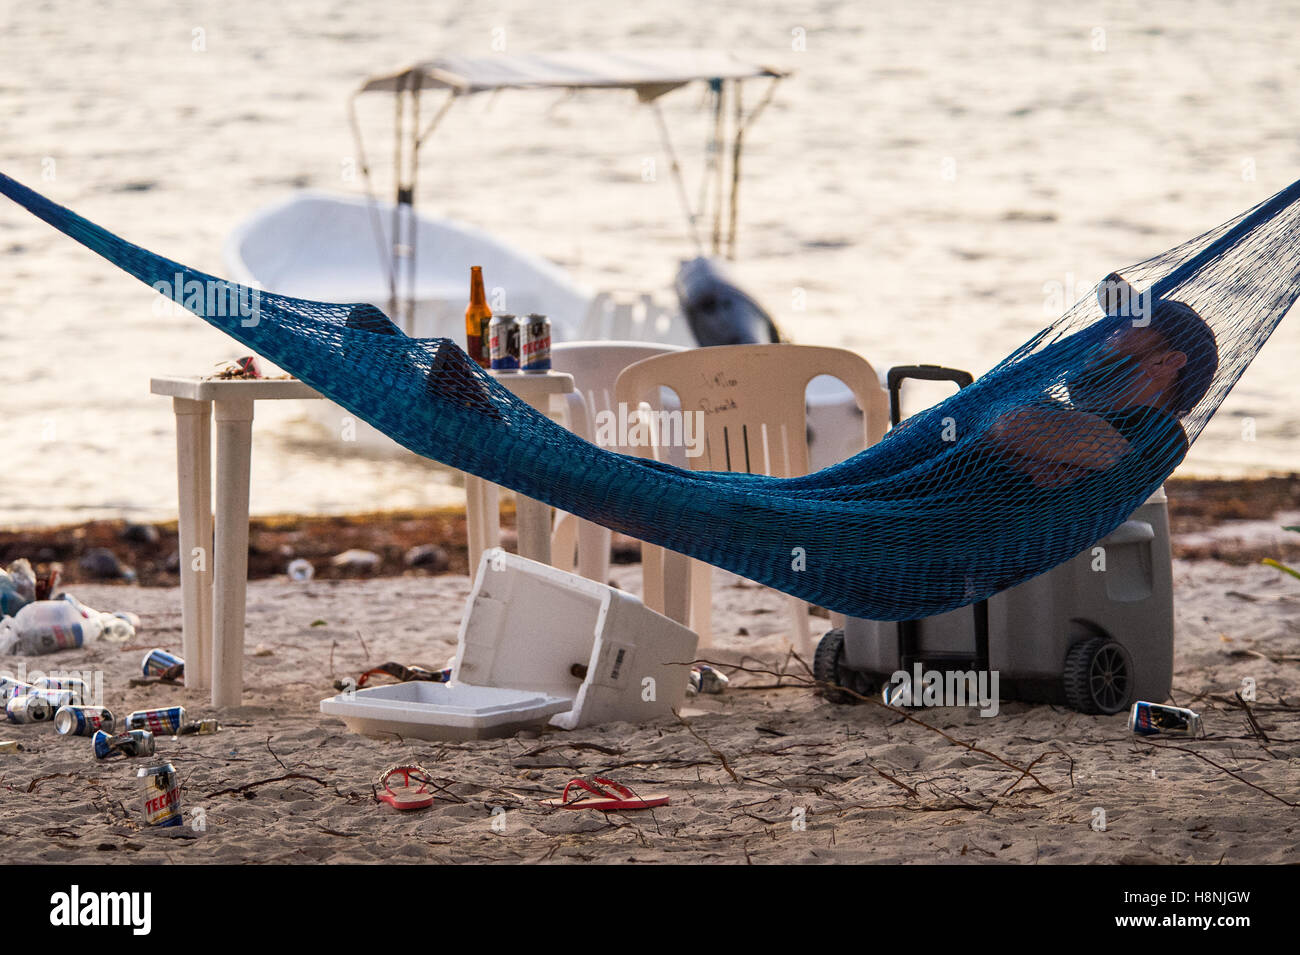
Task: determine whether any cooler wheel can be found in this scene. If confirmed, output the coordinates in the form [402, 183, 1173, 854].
[1063, 635, 1133, 715]
[813, 629, 877, 704]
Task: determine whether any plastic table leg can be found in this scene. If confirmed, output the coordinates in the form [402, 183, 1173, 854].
[211, 397, 254, 707]
[172, 397, 213, 692]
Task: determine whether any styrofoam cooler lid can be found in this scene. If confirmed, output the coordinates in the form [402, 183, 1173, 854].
[319, 681, 572, 732]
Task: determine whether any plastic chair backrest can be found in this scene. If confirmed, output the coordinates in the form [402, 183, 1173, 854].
[552, 340, 689, 446]
[614, 344, 888, 476]
[578, 292, 697, 346]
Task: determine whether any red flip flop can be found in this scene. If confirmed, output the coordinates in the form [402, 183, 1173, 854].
[540, 775, 669, 811]
[376, 764, 437, 811]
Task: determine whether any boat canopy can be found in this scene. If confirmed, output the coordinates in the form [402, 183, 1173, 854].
[350, 49, 789, 325]
[358, 50, 787, 101]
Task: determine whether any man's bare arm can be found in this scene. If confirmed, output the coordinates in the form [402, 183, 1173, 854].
[988, 406, 1129, 469]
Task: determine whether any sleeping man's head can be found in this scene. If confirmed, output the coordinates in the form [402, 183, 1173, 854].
[1070, 298, 1219, 418]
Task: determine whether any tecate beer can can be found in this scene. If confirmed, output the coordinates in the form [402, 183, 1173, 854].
[488, 313, 520, 370]
[54, 705, 115, 737]
[0, 677, 34, 704]
[34, 676, 88, 702]
[519, 313, 551, 372]
[93, 728, 155, 759]
[125, 706, 186, 734]
[141, 648, 184, 679]
[137, 763, 182, 828]
[6, 694, 54, 724]
[1129, 701, 1203, 737]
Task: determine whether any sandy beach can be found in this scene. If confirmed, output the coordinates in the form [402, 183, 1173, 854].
[0, 553, 1295, 865]
[1, 0, 1298, 886]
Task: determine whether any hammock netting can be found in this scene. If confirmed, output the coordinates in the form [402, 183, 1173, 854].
[3, 172, 1298, 620]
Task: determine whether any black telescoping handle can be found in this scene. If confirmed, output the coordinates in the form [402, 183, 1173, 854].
[885, 363, 978, 673]
[886, 364, 974, 426]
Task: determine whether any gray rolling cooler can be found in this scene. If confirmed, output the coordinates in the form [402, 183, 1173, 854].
[813, 364, 1175, 714]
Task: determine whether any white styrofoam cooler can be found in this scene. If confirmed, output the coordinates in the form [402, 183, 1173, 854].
[320, 550, 699, 740]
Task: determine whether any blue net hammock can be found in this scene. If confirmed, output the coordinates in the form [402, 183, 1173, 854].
[3, 172, 1299, 621]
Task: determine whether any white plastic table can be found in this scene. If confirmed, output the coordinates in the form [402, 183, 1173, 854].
[151, 376, 323, 707]
[152, 370, 575, 708]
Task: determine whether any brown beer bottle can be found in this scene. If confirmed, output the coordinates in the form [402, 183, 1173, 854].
[465, 266, 492, 368]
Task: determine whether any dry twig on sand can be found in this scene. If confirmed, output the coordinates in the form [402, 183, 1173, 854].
[1135, 739, 1298, 808]
[674, 711, 740, 782]
[698, 658, 1054, 794]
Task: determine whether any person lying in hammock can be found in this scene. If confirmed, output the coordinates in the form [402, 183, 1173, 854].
[989, 288, 1219, 490]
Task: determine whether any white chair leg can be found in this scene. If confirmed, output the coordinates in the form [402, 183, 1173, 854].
[791, 597, 812, 661]
[642, 542, 666, 613]
[516, 494, 553, 566]
[576, 519, 611, 583]
[465, 476, 500, 578]
[689, 560, 713, 648]
[550, 392, 611, 582]
[551, 510, 579, 573]
[643, 543, 692, 627]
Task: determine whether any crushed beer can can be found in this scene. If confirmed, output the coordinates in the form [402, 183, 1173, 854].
[137, 762, 183, 828]
[93, 728, 155, 759]
[1129, 701, 1203, 737]
[687, 665, 730, 696]
[54, 705, 115, 737]
[881, 682, 912, 707]
[6, 695, 54, 724]
[174, 718, 220, 736]
[141, 648, 184, 680]
[125, 706, 186, 734]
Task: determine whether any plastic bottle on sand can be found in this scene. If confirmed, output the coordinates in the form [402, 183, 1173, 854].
[0, 597, 104, 655]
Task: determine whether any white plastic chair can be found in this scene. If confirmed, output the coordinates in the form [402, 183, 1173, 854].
[579, 292, 697, 346]
[549, 341, 689, 584]
[614, 344, 890, 658]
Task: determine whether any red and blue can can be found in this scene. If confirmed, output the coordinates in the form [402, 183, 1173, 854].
[137, 763, 183, 828]
[488, 314, 520, 370]
[1129, 701, 1202, 737]
[141, 649, 184, 679]
[6, 695, 54, 724]
[34, 676, 88, 703]
[125, 706, 187, 735]
[0, 676, 33, 704]
[520, 314, 551, 372]
[93, 728, 155, 759]
[54, 705, 115, 736]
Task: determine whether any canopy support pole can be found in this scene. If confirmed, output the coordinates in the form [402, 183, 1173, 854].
[650, 100, 704, 256]
[707, 79, 728, 257]
[405, 85, 421, 329]
[346, 89, 397, 306]
[727, 75, 781, 261]
[389, 78, 407, 320]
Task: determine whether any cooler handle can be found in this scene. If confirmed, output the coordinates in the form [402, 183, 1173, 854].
[886, 364, 974, 427]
